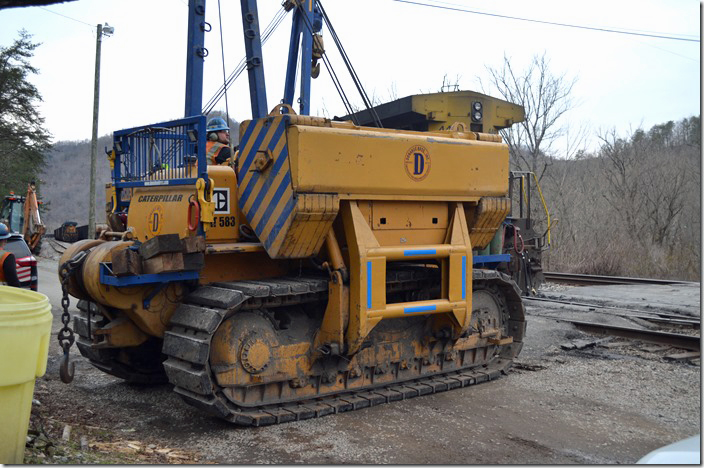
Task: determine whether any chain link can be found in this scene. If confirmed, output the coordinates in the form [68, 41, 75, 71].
[57, 251, 87, 383]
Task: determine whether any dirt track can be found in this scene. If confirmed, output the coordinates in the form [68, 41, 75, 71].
[28, 257, 700, 464]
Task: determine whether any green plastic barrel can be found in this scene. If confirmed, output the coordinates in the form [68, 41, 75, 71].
[0, 286, 52, 464]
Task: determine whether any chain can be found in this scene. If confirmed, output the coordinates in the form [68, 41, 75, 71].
[57, 251, 87, 383]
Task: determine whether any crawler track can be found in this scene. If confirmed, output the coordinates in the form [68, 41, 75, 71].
[161, 269, 525, 426]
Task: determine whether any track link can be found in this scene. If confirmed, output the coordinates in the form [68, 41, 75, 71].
[162, 269, 525, 426]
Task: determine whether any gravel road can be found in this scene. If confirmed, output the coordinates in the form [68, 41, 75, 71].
[28, 257, 700, 464]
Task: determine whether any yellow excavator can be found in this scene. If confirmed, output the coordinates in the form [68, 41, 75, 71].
[0, 182, 46, 254]
[58, 0, 527, 426]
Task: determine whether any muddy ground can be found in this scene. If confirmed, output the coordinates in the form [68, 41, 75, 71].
[23, 258, 701, 464]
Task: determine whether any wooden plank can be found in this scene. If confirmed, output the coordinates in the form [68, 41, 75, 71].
[142, 252, 185, 274]
[139, 234, 182, 260]
[181, 235, 206, 253]
[664, 351, 700, 361]
[183, 252, 205, 271]
[111, 248, 142, 276]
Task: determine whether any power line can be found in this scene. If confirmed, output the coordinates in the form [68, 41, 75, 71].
[38, 6, 95, 29]
[393, 0, 700, 43]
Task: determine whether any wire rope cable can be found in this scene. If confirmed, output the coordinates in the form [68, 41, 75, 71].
[317, 2, 383, 127]
[202, 5, 288, 115]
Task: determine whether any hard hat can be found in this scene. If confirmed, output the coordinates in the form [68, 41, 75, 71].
[0, 223, 10, 240]
[206, 117, 229, 133]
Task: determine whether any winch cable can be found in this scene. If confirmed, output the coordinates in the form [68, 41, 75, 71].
[294, 1, 379, 127]
[215, 0, 236, 161]
[318, 2, 383, 127]
[322, 54, 357, 122]
[289, 1, 356, 121]
[216, 0, 231, 124]
[202, 5, 288, 115]
[203, 6, 287, 114]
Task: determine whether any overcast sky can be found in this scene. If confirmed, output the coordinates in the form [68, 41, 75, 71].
[0, 0, 700, 154]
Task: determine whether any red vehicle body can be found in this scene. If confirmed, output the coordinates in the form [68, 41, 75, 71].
[4, 233, 38, 290]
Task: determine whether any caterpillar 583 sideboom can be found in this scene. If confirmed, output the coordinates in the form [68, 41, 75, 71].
[58, 0, 526, 426]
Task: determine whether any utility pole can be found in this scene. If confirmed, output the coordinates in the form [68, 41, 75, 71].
[89, 23, 114, 239]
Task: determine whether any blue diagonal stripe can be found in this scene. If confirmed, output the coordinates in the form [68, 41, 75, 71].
[238, 121, 287, 209]
[238, 119, 257, 157]
[240, 117, 286, 176]
[254, 171, 292, 237]
[246, 145, 289, 219]
[263, 194, 296, 251]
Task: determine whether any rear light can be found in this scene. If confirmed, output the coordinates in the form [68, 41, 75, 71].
[16, 256, 36, 268]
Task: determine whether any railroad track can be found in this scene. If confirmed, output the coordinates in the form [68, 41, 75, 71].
[525, 296, 700, 327]
[565, 320, 700, 352]
[544, 272, 696, 287]
[524, 296, 700, 353]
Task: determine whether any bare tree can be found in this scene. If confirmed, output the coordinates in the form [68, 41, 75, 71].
[479, 52, 581, 180]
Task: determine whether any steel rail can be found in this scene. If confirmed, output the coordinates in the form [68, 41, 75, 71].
[544, 272, 695, 286]
[524, 296, 701, 327]
[554, 319, 700, 351]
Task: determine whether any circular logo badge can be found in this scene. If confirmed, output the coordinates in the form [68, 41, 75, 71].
[147, 205, 164, 236]
[404, 145, 431, 181]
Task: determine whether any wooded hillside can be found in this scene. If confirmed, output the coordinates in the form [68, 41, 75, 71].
[40, 136, 112, 230]
[538, 116, 701, 281]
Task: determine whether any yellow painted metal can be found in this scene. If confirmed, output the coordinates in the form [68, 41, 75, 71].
[274, 193, 339, 258]
[127, 186, 196, 243]
[287, 124, 509, 198]
[237, 116, 342, 259]
[202, 166, 241, 242]
[466, 197, 511, 249]
[93, 316, 148, 347]
[198, 250, 290, 285]
[312, 270, 349, 354]
[443, 203, 473, 333]
[324, 230, 346, 273]
[203, 242, 265, 254]
[79, 241, 184, 337]
[196, 177, 215, 227]
[58, 239, 106, 300]
[126, 166, 237, 243]
[342, 200, 473, 354]
[341, 201, 382, 355]
[411, 91, 525, 133]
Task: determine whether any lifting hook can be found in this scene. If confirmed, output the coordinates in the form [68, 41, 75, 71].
[59, 341, 75, 383]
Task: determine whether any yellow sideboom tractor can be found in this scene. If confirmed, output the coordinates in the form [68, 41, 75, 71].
[58, 0, 528, 426]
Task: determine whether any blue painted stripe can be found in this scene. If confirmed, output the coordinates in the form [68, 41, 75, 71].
[246, 144, 289, 220]
[472, 254, 511, 265]
[462, 255, 467, 299]
[366, 261, 372, 309]
[239, 120, 271, 177]
[404, 249, 436, 256]
[254, 171, 292, 237]
[263, 194, 296, 251]
[238, 119, 258, 161]
[240, 118, 286, 176]
[238, 170, 261, 212]
[404, 305, 437, 314]
[239, 121, 287, 208]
